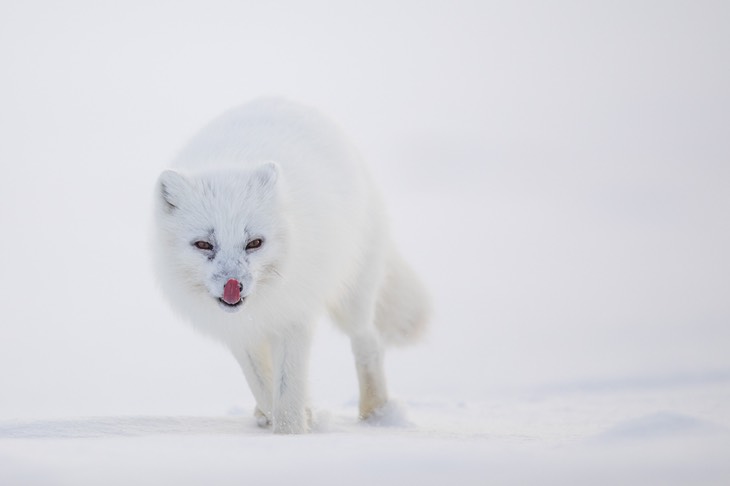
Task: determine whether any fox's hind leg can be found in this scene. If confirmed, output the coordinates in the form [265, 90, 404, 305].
[331, 263, 389, 420]
[351, 330, 388, 419]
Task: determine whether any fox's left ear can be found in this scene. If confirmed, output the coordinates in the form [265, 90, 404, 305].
[252, 161, 280, 191]
[157, 169, 190, 213]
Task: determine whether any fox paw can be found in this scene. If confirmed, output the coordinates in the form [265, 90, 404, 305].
[254, 407, 271, 428]
[361, 401, 412, 427]
[271, 407, 313, 434]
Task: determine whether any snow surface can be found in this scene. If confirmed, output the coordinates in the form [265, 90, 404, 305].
[2, 387, 730, 485]
[1, 1, 729, 484]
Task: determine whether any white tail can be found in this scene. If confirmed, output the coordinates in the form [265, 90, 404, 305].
[374, 250, 430, 346]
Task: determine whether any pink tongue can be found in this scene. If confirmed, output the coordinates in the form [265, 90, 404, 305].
[223, 279, 241, 304]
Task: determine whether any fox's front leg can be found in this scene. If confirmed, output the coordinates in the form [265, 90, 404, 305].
[230, 342, 274, 427]
[270, 325, 313, 434]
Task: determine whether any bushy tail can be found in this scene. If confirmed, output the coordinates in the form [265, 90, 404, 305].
[374, 250, 430, 346]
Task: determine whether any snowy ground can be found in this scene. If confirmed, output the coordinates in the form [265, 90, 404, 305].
[1, 1, 729, 484]
[2, 383, 730, 485]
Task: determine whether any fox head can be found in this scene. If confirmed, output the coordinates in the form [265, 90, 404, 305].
[154, 162, 288, 314]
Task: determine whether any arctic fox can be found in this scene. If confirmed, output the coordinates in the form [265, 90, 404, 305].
[154, 98, 429, 434]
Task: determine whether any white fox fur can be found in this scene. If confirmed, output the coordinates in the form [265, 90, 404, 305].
[153, 98, 429, 434]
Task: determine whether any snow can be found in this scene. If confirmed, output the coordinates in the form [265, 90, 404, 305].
[2, 388, 730, 484]
[1, 1, 730, 484]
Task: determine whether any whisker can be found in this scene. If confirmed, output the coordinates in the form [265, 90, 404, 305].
[264, 264, 283, 279]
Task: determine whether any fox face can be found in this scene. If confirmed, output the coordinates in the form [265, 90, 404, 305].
[156, 162, 287, 313]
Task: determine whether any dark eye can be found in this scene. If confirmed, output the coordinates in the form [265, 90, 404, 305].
[246, 238, 263, 251]
[193, 241, 214, 251]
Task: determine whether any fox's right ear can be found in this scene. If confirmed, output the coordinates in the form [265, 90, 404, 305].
[157, 170, 189, 214]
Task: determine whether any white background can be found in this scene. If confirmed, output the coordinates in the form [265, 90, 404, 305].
[1, 1, 729, 484]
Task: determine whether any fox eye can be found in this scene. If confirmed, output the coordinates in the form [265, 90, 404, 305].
[246, 238, 263, 251]
[193, 241, 214, 251]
